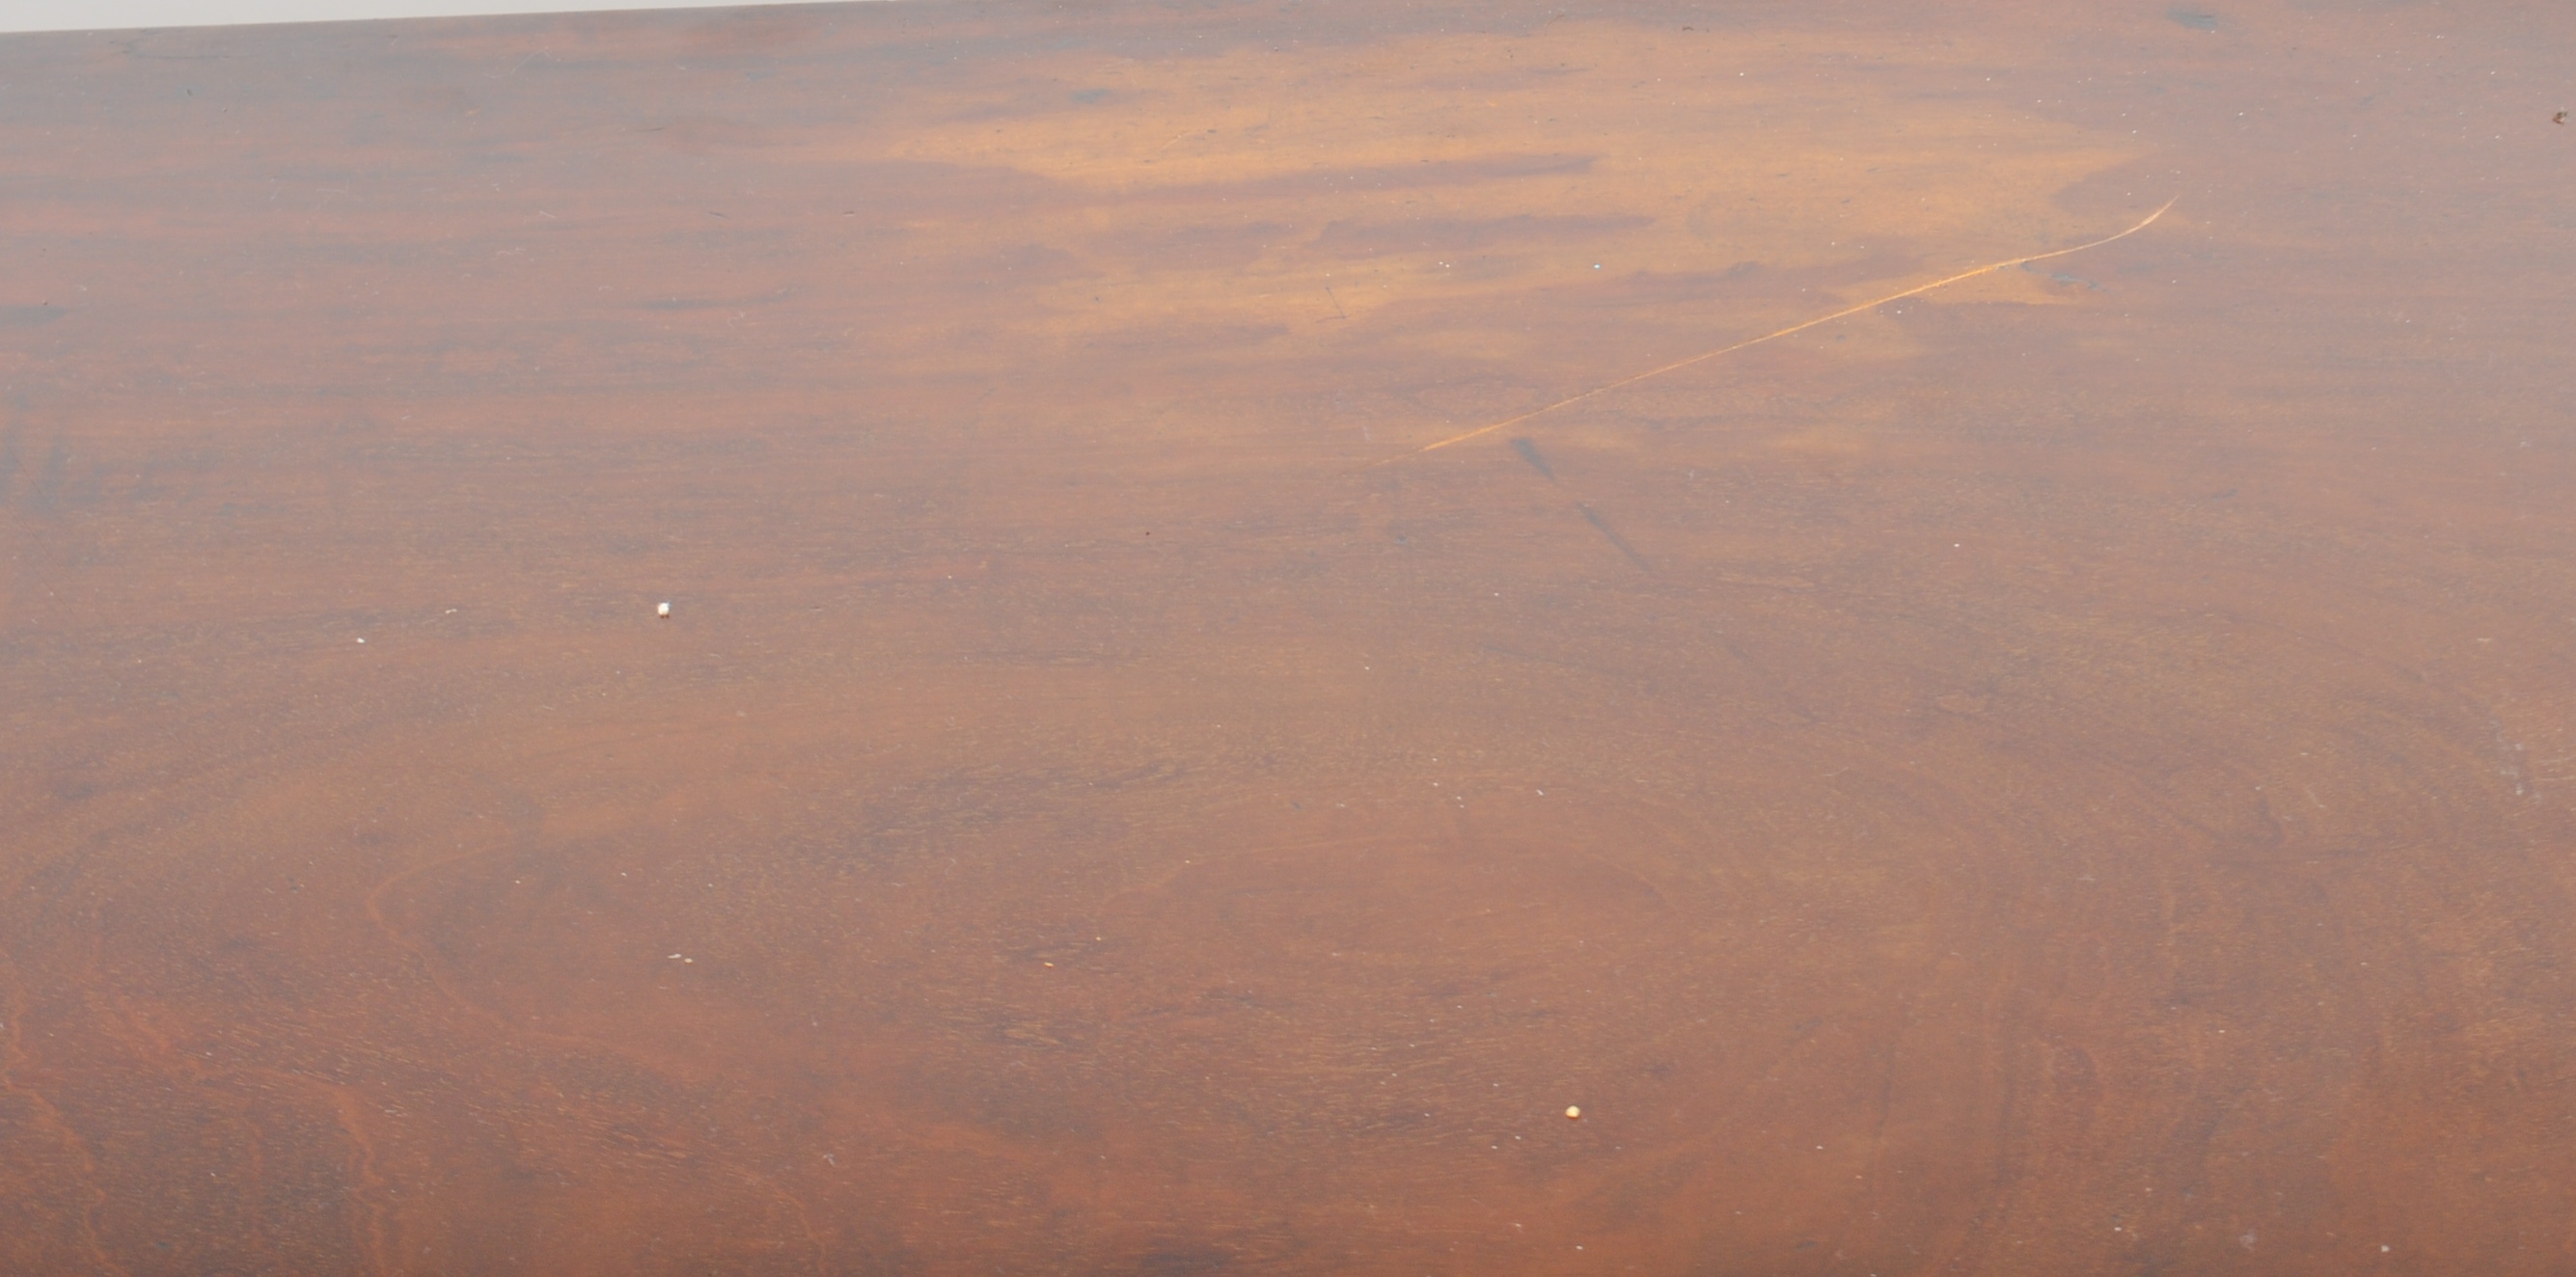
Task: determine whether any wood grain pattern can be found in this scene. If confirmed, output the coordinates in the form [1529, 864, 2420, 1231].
[3, 1, 2573, 1272]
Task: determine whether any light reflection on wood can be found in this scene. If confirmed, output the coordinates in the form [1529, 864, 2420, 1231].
[2, 1, 2573, 1274]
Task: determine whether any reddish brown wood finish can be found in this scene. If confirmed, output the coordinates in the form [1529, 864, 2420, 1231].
[4, 2, 2575, 1272]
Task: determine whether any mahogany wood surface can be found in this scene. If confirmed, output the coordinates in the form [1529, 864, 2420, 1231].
[4, 1, 2574, 1271]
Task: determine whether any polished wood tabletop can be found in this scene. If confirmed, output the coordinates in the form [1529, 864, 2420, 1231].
[4, 1, 2574, 1272]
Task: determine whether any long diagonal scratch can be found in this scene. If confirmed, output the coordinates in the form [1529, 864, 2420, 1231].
[1362, 198, 2177, 468]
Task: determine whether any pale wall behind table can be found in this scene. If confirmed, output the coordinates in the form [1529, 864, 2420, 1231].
[0, 0, 881, 35]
